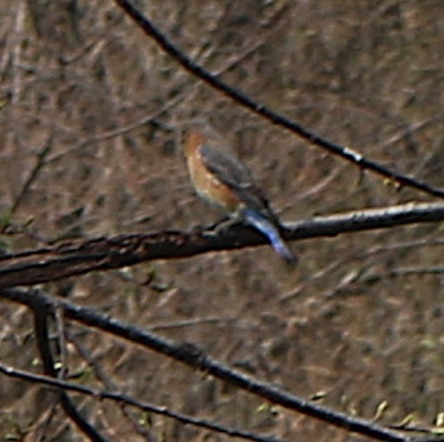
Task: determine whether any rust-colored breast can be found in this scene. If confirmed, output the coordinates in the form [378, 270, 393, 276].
[185, 132, 241, 213]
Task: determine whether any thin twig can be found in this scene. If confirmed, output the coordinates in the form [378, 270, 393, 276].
[11, 134, 53, 216]
[0, 360, 290, 442]
[32, 300, 107, 441]
[1, 287, 410, 442]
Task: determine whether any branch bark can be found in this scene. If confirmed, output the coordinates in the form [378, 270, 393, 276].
[0, 287, 408, 442]
[114, 0, 444, 199]
[1, 202, 443, 288]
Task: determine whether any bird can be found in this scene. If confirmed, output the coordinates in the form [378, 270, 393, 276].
[181, 119, 297, 265]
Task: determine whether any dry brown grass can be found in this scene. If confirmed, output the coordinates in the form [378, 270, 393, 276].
[0, 1, 443, 440]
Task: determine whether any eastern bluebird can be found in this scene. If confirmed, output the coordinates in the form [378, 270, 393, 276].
[181, 120, 297, 265]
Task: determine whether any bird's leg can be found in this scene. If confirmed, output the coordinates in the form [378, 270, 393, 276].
[211, 216, 242, 234]
[190, 216, 232, 234]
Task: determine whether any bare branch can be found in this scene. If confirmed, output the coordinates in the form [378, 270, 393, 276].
[0, 361, 287, 442]
[0, 287, 408, 442]
[32, 298, 107, 441]
[114, 0, 444, 199]
[1, 202, 443, 288]
[10, 133, 53, 216]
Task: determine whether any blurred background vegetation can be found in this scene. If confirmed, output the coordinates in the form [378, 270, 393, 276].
[0, 0, 443, 440]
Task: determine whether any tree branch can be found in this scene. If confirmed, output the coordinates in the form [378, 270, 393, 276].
[0, 287, 409, 442]
[0, 202, 443, 288]
[114, 0, 444, 199]
[0, 361, 288, 442]
[32, 299, 107, 441]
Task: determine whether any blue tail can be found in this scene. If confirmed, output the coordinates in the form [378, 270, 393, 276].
[243, 209, 297, 266]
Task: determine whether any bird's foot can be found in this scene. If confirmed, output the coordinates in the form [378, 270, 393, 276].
[190, 217, 233, 234]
